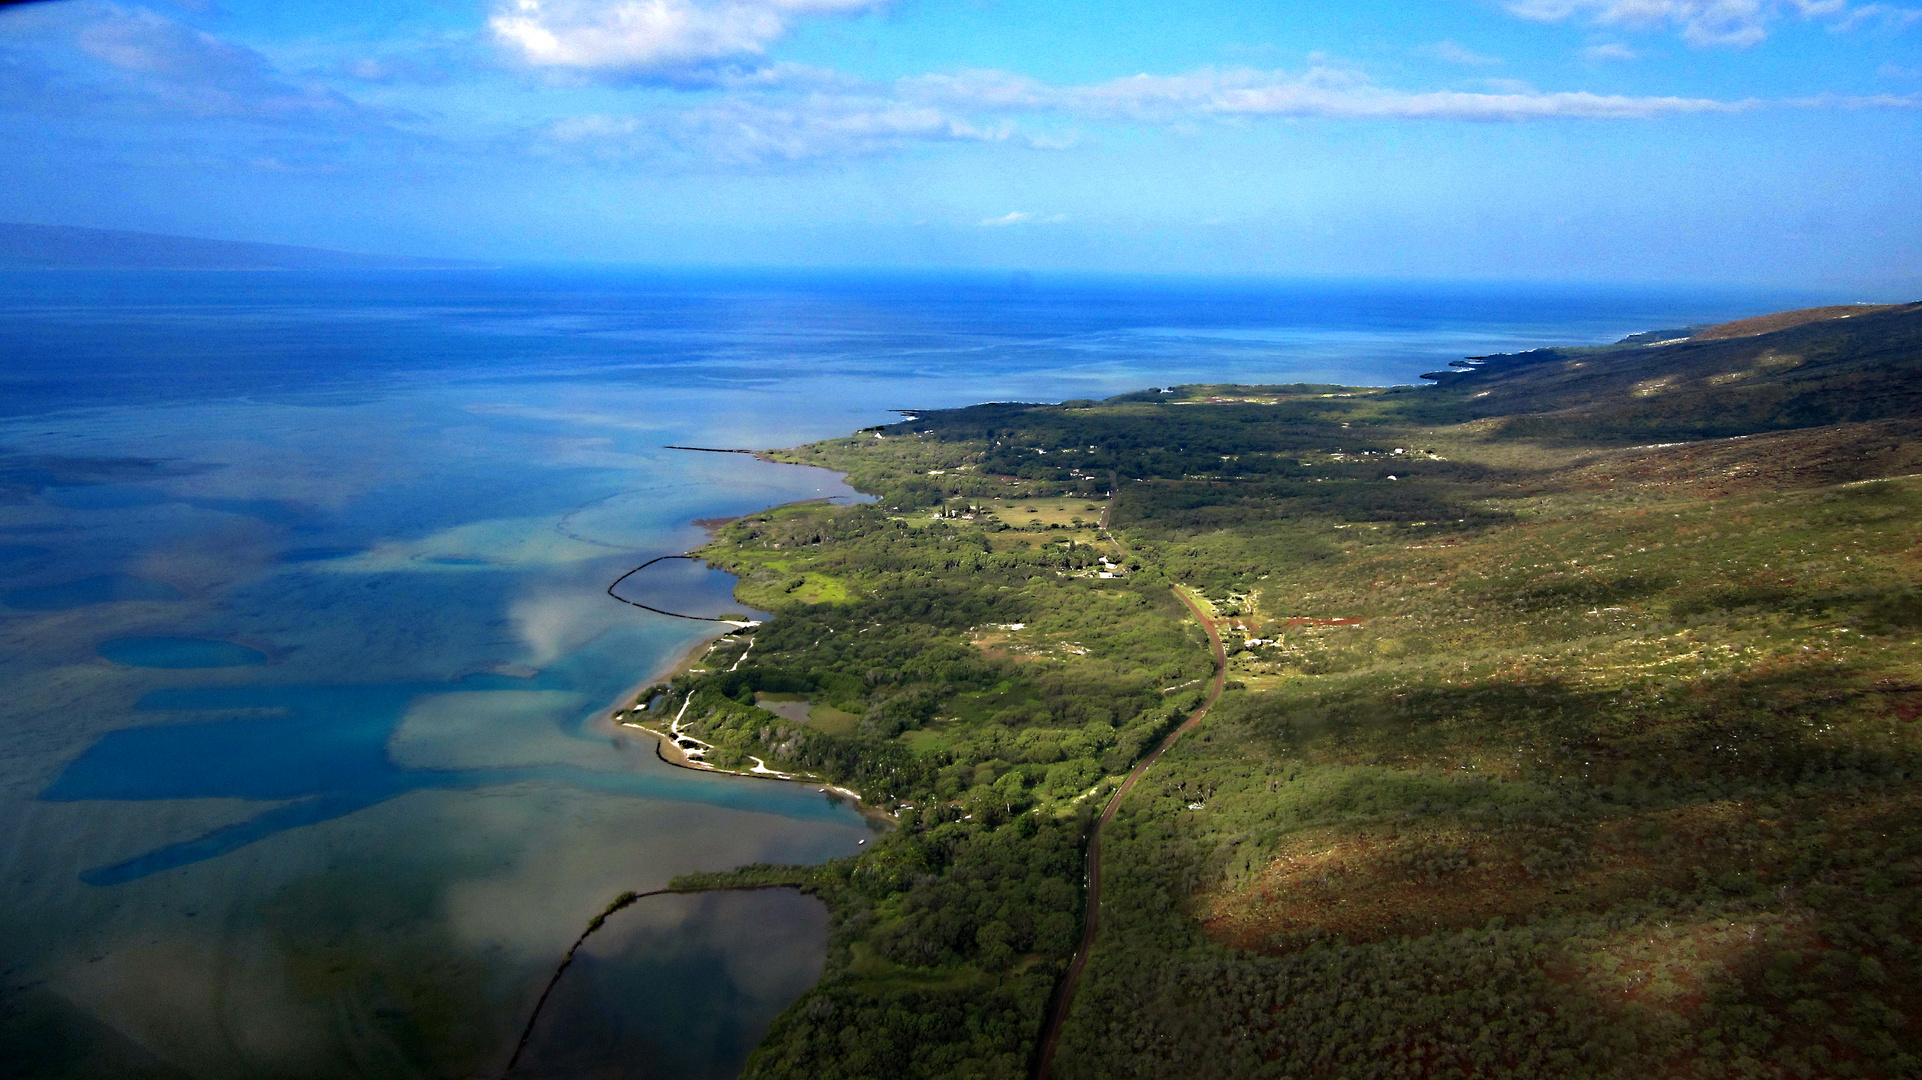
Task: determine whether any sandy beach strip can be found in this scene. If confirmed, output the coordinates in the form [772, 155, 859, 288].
[584, 627, 735, 743]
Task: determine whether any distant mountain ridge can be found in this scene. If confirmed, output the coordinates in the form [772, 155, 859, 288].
[0, 222, 483, 270]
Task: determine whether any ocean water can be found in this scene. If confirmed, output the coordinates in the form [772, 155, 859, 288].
[96, 637, 269, 669]
[0, 268, 1835, 1079]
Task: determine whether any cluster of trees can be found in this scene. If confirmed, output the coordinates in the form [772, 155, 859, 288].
[656, 313, 1922, 1078]
[638, 467, 1212, 1075]
[672, 820, 1090, 1080]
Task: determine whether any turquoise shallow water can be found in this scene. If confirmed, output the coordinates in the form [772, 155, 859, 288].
[0, 269, 1839, 1079]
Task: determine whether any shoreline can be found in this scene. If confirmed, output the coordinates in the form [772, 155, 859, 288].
[584, 635, 716, 738]
[591, 503, 894, 829]
[615, 711, 891, 828]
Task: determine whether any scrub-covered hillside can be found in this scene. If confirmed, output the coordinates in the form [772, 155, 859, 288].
[639, 303, 1922, 1080]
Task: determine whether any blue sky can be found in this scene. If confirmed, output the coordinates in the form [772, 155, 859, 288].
[1, 0, 1917, 287]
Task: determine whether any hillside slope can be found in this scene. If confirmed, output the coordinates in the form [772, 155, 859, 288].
[1691, 304, 1908, 340]
[631, 303, 1922, 1080]
[1414, 301, 1922, 440]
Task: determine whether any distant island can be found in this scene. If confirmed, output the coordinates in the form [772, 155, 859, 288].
[0, 222, 483, 270]
[565, 299, 1922, 1080]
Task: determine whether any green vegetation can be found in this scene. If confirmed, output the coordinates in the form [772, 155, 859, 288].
[641, 303, 1922, 1079]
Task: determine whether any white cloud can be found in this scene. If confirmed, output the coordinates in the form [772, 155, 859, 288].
[710, 60, 862, 89]
[1209, 83, 1745, 119]
[1784, 90, 1921, 105]
[539, 95, 1010, 163]
[489, 0, 888, 75]
[322, 40, 475, 87]
[1423, 40, 1505, 65]
[0, 2, 387, 123]
[1583, 41, 1642, 58]
[1827, 2, 1922, 29]
[525, 58, 1922, 167]
[912, 65, 1747, 121]
[1505, 0, 1920, 47]
[979, 211, 1066, 227]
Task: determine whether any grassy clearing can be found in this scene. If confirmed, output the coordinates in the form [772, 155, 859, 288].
[846, 942, 992, 992]
[979, 496, 1110, 528]
[808, 704, 860, 736]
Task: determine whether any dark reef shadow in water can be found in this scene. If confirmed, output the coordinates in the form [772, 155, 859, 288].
[40, 679, 854, 887]
[97, 636, 269, 669]
[510, 889, 830, 1080]
[0, 543, 55, 570]
[3, 574, 184, 610]
[279, 545, 366, 563]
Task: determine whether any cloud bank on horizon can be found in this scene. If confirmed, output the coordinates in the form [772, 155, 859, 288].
[1504, 0, 1922, 49]
[0, 0, 1917, 284]
[490, 0, 890, 72]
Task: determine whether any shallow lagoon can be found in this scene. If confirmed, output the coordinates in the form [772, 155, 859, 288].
[0, 269, 1833, 1078]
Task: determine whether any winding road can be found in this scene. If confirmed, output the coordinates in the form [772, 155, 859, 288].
[1031, 478, 1229, 1080]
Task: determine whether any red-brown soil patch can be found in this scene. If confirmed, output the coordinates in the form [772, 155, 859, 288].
[1690, 304, 1908, 341]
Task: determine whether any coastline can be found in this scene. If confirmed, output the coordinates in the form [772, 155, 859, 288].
[585, 503, 767, 743]
[589, 623, 869, 793]
[583, 631, 720, 743]
[590, 505, 893, 828]
[614, 701, 886, 826]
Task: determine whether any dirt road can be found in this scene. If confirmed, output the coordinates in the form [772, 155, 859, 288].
[1030, 583, 1227, 1080]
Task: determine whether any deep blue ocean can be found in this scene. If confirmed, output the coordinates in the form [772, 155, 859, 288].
[0, 268, 1838, 1079]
